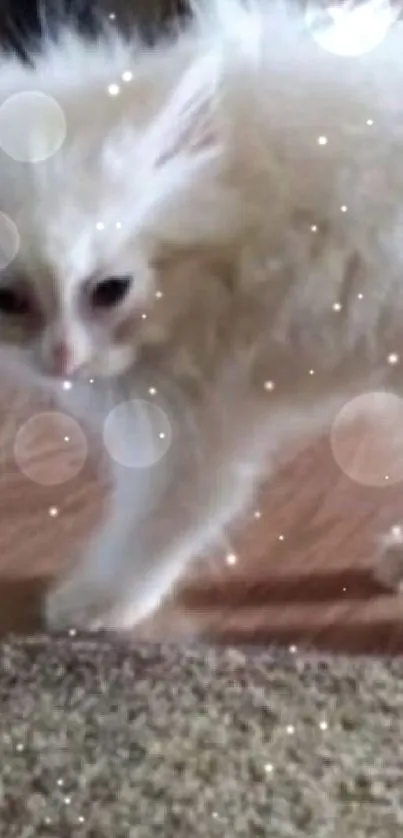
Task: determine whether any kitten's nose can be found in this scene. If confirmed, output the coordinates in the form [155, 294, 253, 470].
[50, 341, 75, 376]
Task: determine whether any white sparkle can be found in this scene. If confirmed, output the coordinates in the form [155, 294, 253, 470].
[68, 628, 77, 637]
[286, 725, 295, 735]
[340, 205, 348, 213]
[44, 817, 52, 825]
[385, 475, 390, 481]
[122, 70, 133, 82]
[391, 525, 403, 539]
[264, 380, 275, 391]
[311, 224, 318, 232]
[141, 313, 148, 320]
[107, 83, 120, 97]
[357, 293, 364, 300]
[155, 290, 163, 299]
[57, 778, 64, 787]
[278, 534, 285, 541]
[366, 119, 374, 126]
[319, 720, 328, 731]
[16, 743, 24, 752]
[342, 587, 347, 592]
[95, 221, 104, 231]
[62, 380, 72, 390]
[108, 12, 116, 20]
[49, 507, 59, 518]
[388, 352, 399, 365]
[264, 763, 274, 773]
[159, 432, 166, 440]
[226, 552, 238, 566]
[332, 302, 342, 312]
[64, 797, 71, 806]
[309, 369, 315, 376]
[289, 645, 297, 654]
[64, 436, 69, 443]
[115, 221, 122, 229]
[78, 816, 86, 824]
[89, 378, 94, 384]
[148, 387, 157, 396]
[254, 510, 262, 519]
[212, 812, 219, 820]
[317, 135, 328, 146]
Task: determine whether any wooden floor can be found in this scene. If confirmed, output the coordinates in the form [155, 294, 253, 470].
[1, 380, 403, 654]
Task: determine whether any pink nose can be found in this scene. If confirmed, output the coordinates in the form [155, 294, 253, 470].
[51, 341, 74, 375]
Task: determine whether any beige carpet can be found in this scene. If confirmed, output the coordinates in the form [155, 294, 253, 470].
[1, 638, 403, 837]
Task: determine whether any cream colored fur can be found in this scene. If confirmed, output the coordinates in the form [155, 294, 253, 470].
[0, 0, 401, 629]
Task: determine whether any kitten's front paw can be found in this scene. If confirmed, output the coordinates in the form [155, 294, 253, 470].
[44, 573, 114, 633]
[374, 526, 403, 592]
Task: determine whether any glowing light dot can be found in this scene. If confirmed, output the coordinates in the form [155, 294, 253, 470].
[254, 510, 262, 519]
[122, 71, 133, 82]
[159, 432, 166, 440]
[148, 387, 157, 396]
[278, 534, 285, 541]
[62, 380, 72, 390]
[115, 221, 122, 229]
[155, 290, 163, 299]
[64, 797, 71, 806]
[212, 812, 219, 820]
[68, 628, 77, 637]
[311, 224, 318, 232]
[388, 353, 399, 365]
[64, 436, 69, 443]
[108, 12, 116, 20]
[264, 380, 275, 391]
[226, 552, 238, 566]
[366, 119, 374, 126]
[342, 587, 347, 592]
[95, 221, 104, 231]
[44, 817, 52, 825]
[264, 763, 274, 773]
[333, 302, 342, 312]
[286, 725, 295, 735]
[340, 205, 348, 213]
[317, 135, 328, 146]
[141, 313, 148, 320]
[309, 369, 315, 376]
[357, 293, 363, 299]
[289, 645, 297, 654]
[107, 84, 120, 97]
[57, 779, 64, 787]
[16, 743, 24, 752]
[385, 475, 390, 481]
[391, 525, 403, 539]
[48, 507, 59, 518]
[89, 378, 94, 384]
[319, 721, 328, 731]
[78, 816, 86, 824]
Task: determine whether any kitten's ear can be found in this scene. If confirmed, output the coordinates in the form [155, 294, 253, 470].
[145, 55, 219, 166]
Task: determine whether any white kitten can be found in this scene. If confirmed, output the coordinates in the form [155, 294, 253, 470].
[0, 0, 402, 631]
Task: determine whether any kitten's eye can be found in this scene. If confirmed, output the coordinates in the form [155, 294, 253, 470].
[0, 285, 31, 315]
[90, 276, 132, 309]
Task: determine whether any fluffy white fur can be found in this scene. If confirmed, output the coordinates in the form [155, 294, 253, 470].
[0, 0, 402, 630]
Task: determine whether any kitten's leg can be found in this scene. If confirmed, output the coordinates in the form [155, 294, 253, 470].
[45, 408, 267, 632]
[373, 525, 403, 591]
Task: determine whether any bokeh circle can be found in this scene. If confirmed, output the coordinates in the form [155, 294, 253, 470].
[330, 391, 403, 487]
[304, 1, 399, 57]
[14, 411, 88, 485]
[0, 92, 67, 163]
[0, 212, 19, 270]
[103, 399, 172, 468]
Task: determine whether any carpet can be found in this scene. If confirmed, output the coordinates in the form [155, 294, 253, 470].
[1, 638, 403, 837]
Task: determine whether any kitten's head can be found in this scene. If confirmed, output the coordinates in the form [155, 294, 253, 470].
[0, 35, 241, 386]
